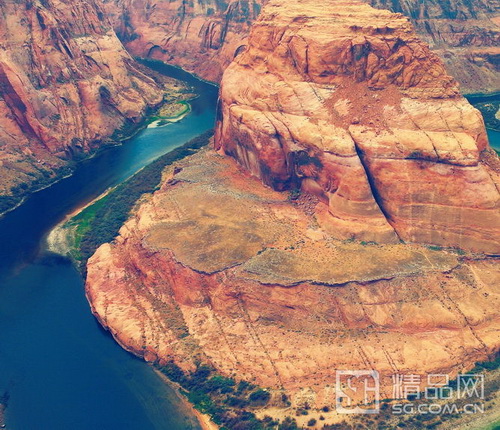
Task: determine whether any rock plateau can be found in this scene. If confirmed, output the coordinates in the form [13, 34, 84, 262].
[86, 146, 500, 407]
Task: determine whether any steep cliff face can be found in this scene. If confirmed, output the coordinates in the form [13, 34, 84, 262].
[86, 147, 500, 407]
[102, 0, 264, 82]
[85, 0, 500, 414]
[0, 0, 164, 208]
[101, 0, 499, 93]
[215, 0, 500, 253]
[370, 0, 500, 93]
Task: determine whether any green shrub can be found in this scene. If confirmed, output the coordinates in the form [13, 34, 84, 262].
[278, 417, 299, 430]
[74, 130, 213, 267]
[249, 388, 271, 405]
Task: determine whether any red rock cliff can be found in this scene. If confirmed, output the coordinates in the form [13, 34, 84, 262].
[370, 0, 500, 93]
[215, 0, 500, 253]
[0, 0, 164, 204]
[102, 0, 264, 82]
[102, 0, 499, 93]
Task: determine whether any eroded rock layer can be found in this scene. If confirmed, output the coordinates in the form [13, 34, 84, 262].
[86, 148, 500, 403]
[0, 0, 164, 201]
[215, 0, 500, 253]
[102, 0, 499, 93]
[102, 0, 264, 82]
[370, 0, 500, 93]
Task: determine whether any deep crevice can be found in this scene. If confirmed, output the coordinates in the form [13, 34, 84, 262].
[353, 140, 403, 242]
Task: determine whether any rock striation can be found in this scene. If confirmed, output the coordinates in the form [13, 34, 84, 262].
[0, 0, 165, 206]
[370, 0, 500, 93]
[102, 0, 264, 82]
[215, 0, 500, 253]
[86, 147, 500, 406]
[102, 0, 499, 93]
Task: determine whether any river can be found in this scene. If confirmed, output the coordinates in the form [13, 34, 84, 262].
[487, 129, 500, 151]
[465, 92, 500, 151]
[0, 62, 218, 430]
[0, 62, 498, 430]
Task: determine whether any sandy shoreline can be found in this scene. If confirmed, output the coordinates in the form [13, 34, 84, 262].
[147, 103, 192, 128]
[152, 369, 219, 430]
[45, 187, 114, 255]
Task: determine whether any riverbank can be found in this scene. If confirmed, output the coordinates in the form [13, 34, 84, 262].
[47, 130, 214, 267]
[148, 101, 192, 128]
[0, 69, 194, 220]
[153, 370, 219, 430]
[0, 401, 5, 429]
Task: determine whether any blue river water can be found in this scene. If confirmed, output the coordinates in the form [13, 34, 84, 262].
[488, 129, 500, 151]
[0, 60, 497, 429]
[0, 63, 218, 430]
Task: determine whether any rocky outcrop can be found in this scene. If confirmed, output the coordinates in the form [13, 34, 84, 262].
[215, 0, 500, 253]
[84, 0, 500, 413]
[370, 0, 500, 93]
[0, 0, 167, 207]
[102, 0, 264, 82]
[101, 0, 499, 93]
[86, 147, 500, 406]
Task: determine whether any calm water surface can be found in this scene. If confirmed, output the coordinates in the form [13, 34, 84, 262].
[0, 63, 218, 430]
[487, 129, 500, 151]
[0, 65, 497, 430]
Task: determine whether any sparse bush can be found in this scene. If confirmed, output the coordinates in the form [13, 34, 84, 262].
[288, 188, 301, 201]
[278, 417, 299, 430]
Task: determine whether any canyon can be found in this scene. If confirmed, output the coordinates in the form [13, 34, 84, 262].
[0, 0, 497, 427]
[102, 0, 263, 82]
[0, 0, 186, 213]
[1, 0, 498, 210]
[85, 0, 500, 423]
[103, 0, 499, 92]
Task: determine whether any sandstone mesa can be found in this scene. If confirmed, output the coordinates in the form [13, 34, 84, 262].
[86, 0, 500, 415]
[86, 147, 499, 407]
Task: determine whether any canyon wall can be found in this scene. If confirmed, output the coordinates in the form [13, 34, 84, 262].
[370, 0, 500, 93]
[215, 0, 500, 253]
[0, 0, 164, 209]
[102, 0, 264, 82]
[103, 0, 499, 92]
